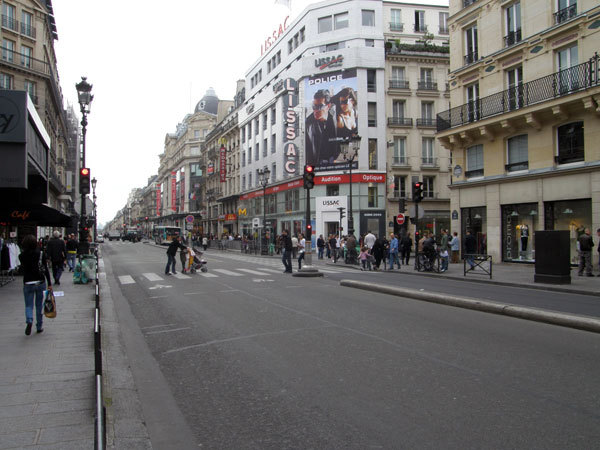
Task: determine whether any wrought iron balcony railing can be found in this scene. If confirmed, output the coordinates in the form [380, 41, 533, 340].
[20, 22, 36, 38]
[464, 50, 479, 65]
[388, 117, 413, 127]
[414, 25, 428, 33]
[0, 46, 50, 75]
[505, 161, 529, 172]
[391, 190, 406, 198]
[421, 157, 438, 167]
[437, 54, 600, 132]
[392, 156, 408, 166]
[417, 118, 437, 127]
[390, 22, 403, 32]
[554, 3, 577, 24]
[504, 29, 522, 47]
[465, 168, 484, 178]
[418, 80, 438, 91]
[463, 0, 479, 7]
[389, 79, 409, 89]
[1, 15, 18, 31]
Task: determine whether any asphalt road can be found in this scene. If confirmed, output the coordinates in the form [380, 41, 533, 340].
[102, 241, 600, 449]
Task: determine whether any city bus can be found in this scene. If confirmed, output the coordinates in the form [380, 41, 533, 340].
[153, 226, 182, 245]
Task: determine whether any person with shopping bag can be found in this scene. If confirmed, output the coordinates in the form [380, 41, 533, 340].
[19, 235, 52, 335]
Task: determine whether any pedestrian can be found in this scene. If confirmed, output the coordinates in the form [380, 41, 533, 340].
[464, 229, 477, 270]
[297, 233, 305, 270]
[65, 233, 78, 272]
[359, 246, 371, 271]
[317, 234, 325, 259]
[202, 235, 208, 251]
[19, 235, 52, 335]
[291, 234, 298, 259]
[364, 230, 376, 251]
[388, 233, 400, 270]
[439, 229, 449, 272]
[165, 236, 185, 275]
[179, 245, 188, 273]
[400, 233, 412, 266]
[45, 230, 66, 285]
[329, 234, 338, 263]
[450, 231, 460, 263]
[577, 228, 594, 276]
[371, 236, 384, 270]
[281, 229, 293, 273]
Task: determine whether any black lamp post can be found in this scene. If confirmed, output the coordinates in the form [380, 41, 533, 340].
[340, 135, 361, 235]
[91, 177, 97, 244]
[76, 77, 93, 255]
[258, 167, 271, 255]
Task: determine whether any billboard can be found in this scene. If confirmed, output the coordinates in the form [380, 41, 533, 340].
[304, 69, 358, 171]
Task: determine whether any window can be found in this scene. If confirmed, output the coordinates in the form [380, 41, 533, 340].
[439, 12, 449, 34]
[368, 139, 377, 170]
[271, 134, 276, 153]
[367, 69, 376, 92]
[271, 163, 276, 182]
[393, 175, 406, 198]
[368, 102, 377, 127]
[421, 102, 434, 120]
[194, 130, 200, 138]
[392, 100, 405, 119]
[466, 144, 484, 178]
[391, 66, 407, 89]
[248, 122, 252, 138]
[255, 143, 259, 161]
[505, 2, 521, 47]
[318, 16, 333, 33]
[1, 3, 17, 31]
[21, 45, 32, 68]
[390, 9, 403, 31]
[362, 10, 375, 26]
[365, 39, 374, 47]
[414, 10, 426, 32]
[465, 25, 479, 64]
[506, 134, 528, 172]
[507, 66, 523, 110]
[263, 112, 267, 130]
[285, 189, 300, 211]
[466, 83, 480, 122]
[422, 138, 434, 165]
[422, 177, 434, 198]
[263, 138, 268, 157]
[248, 173, 252, 188]
[556, 122, 584, 164]
[1, 39, 15, 62]
[242, 175, 246, 191]
[21, 11, 34, 37]
[241, 127, 246, 143]
[368, 186, 378, 207]
[241, 151, 246, 167]
[557, 44, 579, 93]
[326, 185, 339, 196]
[393, 137, 406, 165]
[555, 0, 577, 24]
[248, 146, 252, 164]
[0, 73, 13, 89]
[419, 68, 435, 90]
[271, 107, 276, 124]
[334, 12, 349, 29]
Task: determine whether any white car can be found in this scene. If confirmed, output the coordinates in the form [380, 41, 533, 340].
[96, 235, 104, 243]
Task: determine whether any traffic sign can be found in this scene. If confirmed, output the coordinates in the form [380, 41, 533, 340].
[396, 214, 405, 225]
[185, 215, 194, 223]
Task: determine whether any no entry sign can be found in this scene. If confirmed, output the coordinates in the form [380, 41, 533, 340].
[396, 214, 405, 225]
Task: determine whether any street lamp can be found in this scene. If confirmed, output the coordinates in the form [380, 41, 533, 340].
[76, 76, 93, 255]
[340, 134, 361, 235]
[91, 177, 97, 244]
[258, 167, 271, 255]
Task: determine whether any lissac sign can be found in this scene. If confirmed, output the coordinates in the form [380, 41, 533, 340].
[282, 78, 299, 176]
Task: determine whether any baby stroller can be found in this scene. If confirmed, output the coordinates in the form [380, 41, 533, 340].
[189, 247, 208, 273]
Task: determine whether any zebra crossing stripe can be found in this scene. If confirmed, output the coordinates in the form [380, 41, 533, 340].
[237, 269, 272, 275]
[143, 272, 164, 281]
[213, 269, 244, 276]
[199, 272, 218, 278]
[118, 275, 135, 284]
[256, 268, 283, 273]
[172, 272, 191, 279]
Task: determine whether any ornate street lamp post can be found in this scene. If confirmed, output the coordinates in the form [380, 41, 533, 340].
[340, 135, 361, 236]
[76, 77, 93, 255]
[91, 177, 97, 244]
[258, 167, 271, 255]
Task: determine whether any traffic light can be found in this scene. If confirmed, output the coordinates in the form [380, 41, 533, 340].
[80, 168, 91, 195]
[338, 207, 346, 220]
[412, 181, 424, 203]
[398, 198, 406, 213]
[306, 224, 312, 234]
[303, 164, 315, 189]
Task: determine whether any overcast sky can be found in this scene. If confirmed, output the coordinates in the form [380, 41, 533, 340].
[52, 0, 447, 225]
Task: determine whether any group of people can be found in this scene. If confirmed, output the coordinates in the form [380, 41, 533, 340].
[279, 230, 307, 273]
[164, 236, 203, 274]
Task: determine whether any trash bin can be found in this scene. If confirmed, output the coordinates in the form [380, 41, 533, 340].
[534, 230, 570, 284]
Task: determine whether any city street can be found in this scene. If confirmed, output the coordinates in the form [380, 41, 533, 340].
[102, 241, 600, 449]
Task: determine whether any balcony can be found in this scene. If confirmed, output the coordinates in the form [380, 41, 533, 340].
[391, 156, 409, 166]
[439, 26, 449, 35]
[390, 22, 404, 32]
[20, 22, 36, 39]
[465, 168, 484, 178]
[463, 0, 479, 7]
[504, 29, 522, 47]
[421, 157, 438, 168]
[388, 117, 413, 127]
[1, 15, 18, 32]
[391, 190, 406, 199]
[437, 55, 600, 132]
[0, 46, 50, 76]
[414, 25, 428, 33]
[416, 118, 437, 128]
[505, 161, 529, 172]
[554, 3, 577, 24]
[464, 51, 479, 65]
[555, 147, 584, 165]
[418, 80, 438, 91]
[389, 79, 410, 89]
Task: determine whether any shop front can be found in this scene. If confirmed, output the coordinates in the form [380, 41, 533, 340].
[544, 198, 591, 265]
[361, 210, 385, 239]
[501, 203, 539, 262]
[461, 206, 487, 255]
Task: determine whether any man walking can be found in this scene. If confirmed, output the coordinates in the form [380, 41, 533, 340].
[65, 234, 78, 272]
[329, 234, 339, 263]
[388, 233, 400, 270]
[281, 229, 293, 273]
[400, 232, 412, 266]
[450, 232, 460, 263]
[578, 228, 594, 276]
[46, 231, 66, 285]
[464, 230, 477, 270]
[165, 236, 186, 275]
[364, 230, 376, 251]
[439, 229, 449, 272]
[291, 234, 299, 259]
[317, 234, 325, 259]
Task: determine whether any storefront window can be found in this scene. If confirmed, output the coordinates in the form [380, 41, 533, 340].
[544, 199, 591, 264]
[501, 203, 538, 262]
[461, 207, 487, 254]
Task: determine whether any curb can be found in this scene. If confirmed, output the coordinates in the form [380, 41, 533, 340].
[339, 279, 600, 334]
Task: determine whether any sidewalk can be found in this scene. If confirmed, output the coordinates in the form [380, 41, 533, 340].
[0, 268, 96, 448]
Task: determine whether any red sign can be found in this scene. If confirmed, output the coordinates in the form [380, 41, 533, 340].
[220, 146, 227, 183]
[171, 171, 176, 212]
[316, 173, 386, 184]
[396, 214, 405, 225]
[156, 184, 161, 216]
[261, 16, 289, 55]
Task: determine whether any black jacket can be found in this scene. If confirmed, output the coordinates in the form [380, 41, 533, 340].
[46, 237, 66, 263]
[281, 234, 293, 251]
[166, 239, 185, 256]
[19, 249, 52, 286]
[464, 234, 477, 254]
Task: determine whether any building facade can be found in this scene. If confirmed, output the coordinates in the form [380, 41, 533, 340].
[383, 1, 451, 239]
[437, 0, 600, 264]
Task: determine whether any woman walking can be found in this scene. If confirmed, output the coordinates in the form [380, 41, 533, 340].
[19, 235, 52, 335]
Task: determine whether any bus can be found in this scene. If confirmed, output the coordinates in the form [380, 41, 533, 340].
[153, 226, 182, 245]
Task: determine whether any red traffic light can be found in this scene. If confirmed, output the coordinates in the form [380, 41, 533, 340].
[305, 165, 314, 173]
[81, 168, 90, 176]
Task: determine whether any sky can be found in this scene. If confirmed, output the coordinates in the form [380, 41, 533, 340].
[52, 0, 448, 226]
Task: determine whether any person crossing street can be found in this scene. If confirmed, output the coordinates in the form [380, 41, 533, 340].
[165, 236, 186, 275]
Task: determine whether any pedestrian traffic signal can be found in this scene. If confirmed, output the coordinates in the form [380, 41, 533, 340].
[412, 181, 424, 203]
[80, 168, 91, 195]
[303, 164, 315, 189]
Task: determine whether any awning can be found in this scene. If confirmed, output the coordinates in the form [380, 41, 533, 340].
[0, 204, 72, 226]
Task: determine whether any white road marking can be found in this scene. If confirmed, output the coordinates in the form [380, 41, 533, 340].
[143, 272, 164, 281]
[118, 275, 135, 284]
[199, 272, 218, 278]
[213, 269, 244, 276]
[172, 272, 191, 279]
[145, 327, 191, 335]
[141, 323, 176, 329]
[149, 284, 172, 290]
[237, 269, 272, 275]
[257, 268, 284, 273]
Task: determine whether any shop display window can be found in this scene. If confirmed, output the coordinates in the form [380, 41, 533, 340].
[461, 207, 487, 254]
[544, 199, 592, 265]
[501, 203, 538, 262]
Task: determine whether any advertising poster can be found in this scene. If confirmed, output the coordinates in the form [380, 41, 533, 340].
[304, 69, 358, 171]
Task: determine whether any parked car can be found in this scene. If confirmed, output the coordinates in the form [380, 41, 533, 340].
[96, 235, 104, 243]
